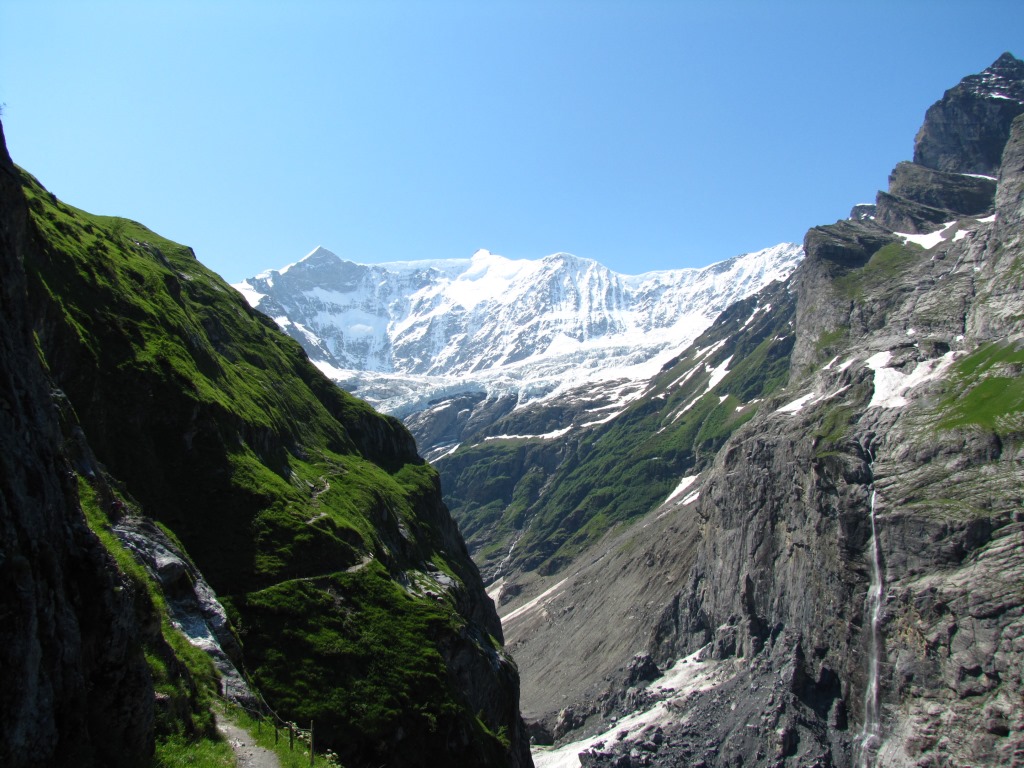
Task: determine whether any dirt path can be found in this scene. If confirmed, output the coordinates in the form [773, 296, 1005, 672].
[215, 712, 282, 768]
[346, 553, 374, 572]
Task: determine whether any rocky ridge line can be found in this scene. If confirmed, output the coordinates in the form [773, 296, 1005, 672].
[517, 54, 1024, 768]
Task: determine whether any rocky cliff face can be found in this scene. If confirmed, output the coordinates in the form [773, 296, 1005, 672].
[513, 55, 1024, 768]
[871, 53, 1023, 238]
[914, 52, 1024, 175]
[642, 119, 1023, 768]
[0, 122, 154, 767]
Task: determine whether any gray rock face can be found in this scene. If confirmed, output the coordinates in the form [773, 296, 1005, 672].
[849, 203, 877, 221]
[996, 114, 1024, 235]
[788, 219, 897, 379]
[874, 162, 996, 233]
[0, 121, 154, 767]
[640, 95, 1024, 768]
[888, 161, 997, 215]
[114, 517, 257, 707]
[914, 52, 1024, 175]
[519, 57, 1024, 768]
[643, 237, 1022, 766]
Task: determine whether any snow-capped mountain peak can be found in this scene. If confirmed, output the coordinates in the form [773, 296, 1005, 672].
[295, 244, 338, 266]
[233, 244, 803, 414]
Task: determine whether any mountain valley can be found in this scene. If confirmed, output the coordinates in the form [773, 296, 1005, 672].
[236, 239, 804, 580]
[2, 48, 1023, 768]
[247, 53, 1024, 767]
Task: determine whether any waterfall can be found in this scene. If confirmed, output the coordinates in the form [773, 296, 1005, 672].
[495, 529, 525, 579]
[856, 487, 884, 768]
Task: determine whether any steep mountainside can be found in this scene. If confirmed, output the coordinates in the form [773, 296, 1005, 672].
[1, 120, 532, 766]
[914, 51, 1024, 175]
[502, 54, 1024, 768]
[1, 122, 156, 768]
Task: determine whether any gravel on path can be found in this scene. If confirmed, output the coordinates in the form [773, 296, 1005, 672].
[215, 712, 283, 768]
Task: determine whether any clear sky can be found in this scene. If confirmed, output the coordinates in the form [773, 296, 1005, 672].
[2, 1, 1022, 282]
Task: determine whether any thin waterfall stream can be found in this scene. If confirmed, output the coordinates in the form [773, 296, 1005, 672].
[856, 485, 884, 768]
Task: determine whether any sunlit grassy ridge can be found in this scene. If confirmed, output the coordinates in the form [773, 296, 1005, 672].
[21, 171, 427, 585]
[21, 170, 511, 766]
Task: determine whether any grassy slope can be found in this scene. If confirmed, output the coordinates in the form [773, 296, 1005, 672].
[20, 170, 509, 766]
[445, 281, 798, 575]
[940, 341, 1024, 436]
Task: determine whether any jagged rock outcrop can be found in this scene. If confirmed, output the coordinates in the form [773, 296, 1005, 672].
[788, 220, 897, 379]
[0, 122, 154, 767]
[914, 52, 1024, 175]
[633, 65, 1024, 768]
[114, 517, 257, 706]
[874, 162, 997, 233]
[873, 54, 1023, 237]
[850, 203, 877, 221]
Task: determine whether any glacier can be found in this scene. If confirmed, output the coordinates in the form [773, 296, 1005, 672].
[234, 243, 803, 416]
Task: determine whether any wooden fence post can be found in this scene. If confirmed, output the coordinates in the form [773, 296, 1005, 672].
[310, 721, 315, 767]
[289, 722, 294, 750]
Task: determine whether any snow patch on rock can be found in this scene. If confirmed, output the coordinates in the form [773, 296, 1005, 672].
[866, 350, 958, 409]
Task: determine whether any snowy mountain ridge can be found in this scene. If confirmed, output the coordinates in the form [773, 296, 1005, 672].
[234, 243, 803, 415]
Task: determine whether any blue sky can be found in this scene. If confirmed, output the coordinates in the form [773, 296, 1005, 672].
[2, 1, 1022, 282]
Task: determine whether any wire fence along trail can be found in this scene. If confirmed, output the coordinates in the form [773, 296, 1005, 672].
[216, 688, 341, 767]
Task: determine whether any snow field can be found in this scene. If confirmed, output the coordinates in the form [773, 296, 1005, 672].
[532, 646, 732, 768]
